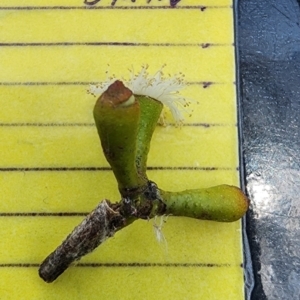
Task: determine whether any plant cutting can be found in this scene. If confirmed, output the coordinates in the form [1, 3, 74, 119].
[39, 67, 249, 283]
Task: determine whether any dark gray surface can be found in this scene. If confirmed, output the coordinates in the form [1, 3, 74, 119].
[236, 0, 300, 299]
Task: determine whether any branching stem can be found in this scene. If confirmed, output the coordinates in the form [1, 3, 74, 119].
[39, 80, 249, 283]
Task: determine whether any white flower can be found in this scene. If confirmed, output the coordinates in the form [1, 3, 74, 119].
[88, 65, 192, 124]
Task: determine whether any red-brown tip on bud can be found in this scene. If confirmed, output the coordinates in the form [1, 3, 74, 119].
[99, 80, 133, 106]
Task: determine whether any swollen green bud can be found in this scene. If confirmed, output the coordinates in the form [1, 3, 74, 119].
[161, 185, 249, 222]
[93, 80, 144, 191]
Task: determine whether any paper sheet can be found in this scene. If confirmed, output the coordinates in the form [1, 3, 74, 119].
[0, 1, 244, 299]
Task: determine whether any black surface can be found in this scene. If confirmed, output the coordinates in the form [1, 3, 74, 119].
[237, 0, 300, 299]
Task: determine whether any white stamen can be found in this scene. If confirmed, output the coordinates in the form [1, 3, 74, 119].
[88, 65, 192, 124]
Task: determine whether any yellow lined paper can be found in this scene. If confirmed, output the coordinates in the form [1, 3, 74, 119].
[0, 1, 244, 299]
